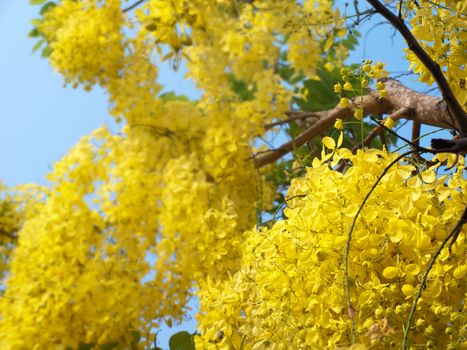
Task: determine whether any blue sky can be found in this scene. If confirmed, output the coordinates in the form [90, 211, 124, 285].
[0, 1, 437, 348]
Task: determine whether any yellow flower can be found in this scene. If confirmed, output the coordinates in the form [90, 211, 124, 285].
[453, 265, 466, 279]
[340, 97, 350, 108]
[324, 62, 334, 71]
[354, 107, 364, 120]
[343, 81, 353, 91]
[383, 266, 399, 279]
[334, 83, 342, 93]
[379, 89, 388, 98]
[334, 118, 343, 130]
[384, 117, 395, 129]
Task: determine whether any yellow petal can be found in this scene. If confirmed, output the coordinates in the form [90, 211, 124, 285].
[324, 35, 334, 51]
[322, 136, 336, 149]
[382, 266, 398, 279]
[453, 265, 466, 279]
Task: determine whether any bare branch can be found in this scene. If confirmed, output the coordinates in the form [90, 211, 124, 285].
[264, 111, 320, 130]
[123, 0, 146, 13]
[366, 0, 467, 135]
[411, 121, 421, 148]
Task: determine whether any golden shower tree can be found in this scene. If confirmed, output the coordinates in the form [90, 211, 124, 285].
[0, 0, 465, 349]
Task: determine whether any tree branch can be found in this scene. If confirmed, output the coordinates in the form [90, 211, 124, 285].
[254, 79, 454, 167]
[123, 0, 146, 13]
[264, 111, 320, 130]
[366, 0, 467, 135]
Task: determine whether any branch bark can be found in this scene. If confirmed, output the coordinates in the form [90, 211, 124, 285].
[254, 78, 453, 167]
[366, 0, 467, 135]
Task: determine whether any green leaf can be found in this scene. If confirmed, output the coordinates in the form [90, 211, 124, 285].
[130, 330, 141, 349]
[159, 92, 190, 102]
[40, 2, 57, 15]
[77, 343, 95, 350]
[227, 74, 256, 102]
[278, 65, 303, 85]
[31, 39, 46, 54]
[28, 28, 40, 38]
[100, 342, 118, 350]
[30, 18, 43, 27]
[41, 45, 53, 58]
[169, 331, 195, 350]
[30, 0, 47, 4]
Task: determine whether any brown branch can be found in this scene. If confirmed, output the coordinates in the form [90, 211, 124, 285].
[366, 0, 467, 135]
[123, 0, 146, 13]
[412, 121, 421, 148]
[410, 121, 433, 165]
[264, 111, 320, 130]
[253, 79, 453, 167]
[379, 121, 387, 149]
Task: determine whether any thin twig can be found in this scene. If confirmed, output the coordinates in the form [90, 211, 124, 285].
[344, 149, 416, 343]
[411, 121, 421, 148]
[123, 0, 146, 13]
[401, 205, 467, 349]
[261, 194, 307, 227]
[370, 116, 467, 155]
[264, 113, 319, 130]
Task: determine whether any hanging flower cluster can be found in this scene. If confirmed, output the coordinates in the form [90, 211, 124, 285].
[405, 0, 466, 109]
[39, 0, 124, 88]
[196, 146, 466, 349]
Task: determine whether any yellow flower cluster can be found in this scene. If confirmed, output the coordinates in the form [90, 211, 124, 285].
[0, 184, 20, 244]
[336, 62, 388, 121]
[3, 0, 349, 345]
[39, 0, 124, 88]
[0, 185, 20, 286]
[0, 109, 269, 347]
[405, 0, 467, 108]
[196, 148, 466, 349]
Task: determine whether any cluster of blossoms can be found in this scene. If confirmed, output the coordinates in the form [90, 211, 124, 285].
[0, 185, 21, 284]
[39, 0, 124, 88]
[404, 0, 466, 108]
[335, 61, 388, 122]
[196, 146, 466, 349]
[0, 2, 343, 347]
